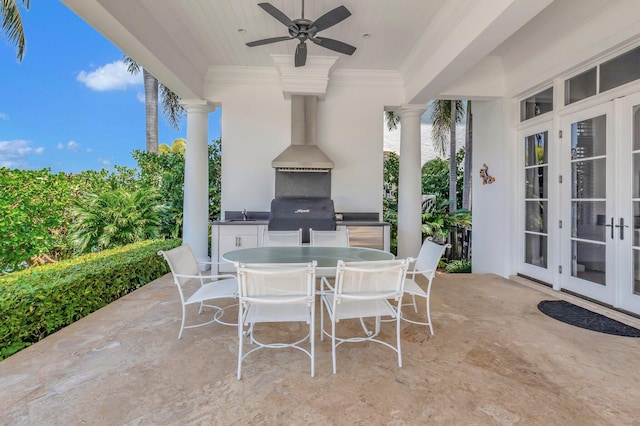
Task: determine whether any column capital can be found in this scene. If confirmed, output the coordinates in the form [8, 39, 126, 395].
[180, 99, 215, 113]
[398, 104, 428, 119]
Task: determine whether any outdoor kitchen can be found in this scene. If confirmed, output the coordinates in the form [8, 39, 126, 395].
[211, 94, 390, 272]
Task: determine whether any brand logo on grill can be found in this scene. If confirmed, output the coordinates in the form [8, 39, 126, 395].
[294, 209, 310, 214]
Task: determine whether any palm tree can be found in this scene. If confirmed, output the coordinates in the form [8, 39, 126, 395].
[123, 55, 184, 152]
[1, 0, 30, 62]
[430, 100, 464, 212]
[462, 101, 472, 210]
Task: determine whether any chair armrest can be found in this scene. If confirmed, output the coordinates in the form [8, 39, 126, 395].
[408, 268, 436, 278]
[196, 258, 233, 266]
[174, 272, 236, 281]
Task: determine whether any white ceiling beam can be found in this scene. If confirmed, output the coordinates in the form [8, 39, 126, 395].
[402, 0, 554, 104]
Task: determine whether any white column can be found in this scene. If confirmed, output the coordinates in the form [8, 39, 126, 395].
[397, 105, 428, 258]
[181, 100, 214, 262]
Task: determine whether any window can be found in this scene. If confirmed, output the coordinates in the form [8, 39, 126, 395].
[564, 67, 597, 105]
[600, 46, 640, 93]
[520, 87, 553, 122]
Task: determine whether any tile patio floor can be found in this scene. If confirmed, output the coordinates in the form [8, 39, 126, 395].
[1, 272, 640, 425]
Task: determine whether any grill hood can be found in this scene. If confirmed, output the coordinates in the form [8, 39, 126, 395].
[272, 95, 334, 172]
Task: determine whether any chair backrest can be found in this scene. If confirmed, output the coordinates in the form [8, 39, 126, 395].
[158, 244, 201, 287]
[309, 228, 349, 247]
[236, 262, 316, 303]
[262, 228, 303, 247]
[334, 258, 411, 302]
[414, 238, 450, 280]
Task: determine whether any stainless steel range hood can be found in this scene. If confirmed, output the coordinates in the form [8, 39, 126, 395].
[272, 95, 334, 172]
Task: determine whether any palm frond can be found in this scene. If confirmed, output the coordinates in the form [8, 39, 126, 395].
[430, 100, 451, 156]
[2, 0, 30, 62]
[122, 54, 140, 74]
[384, 111, 400, 131]
[160, 84, 184, 130]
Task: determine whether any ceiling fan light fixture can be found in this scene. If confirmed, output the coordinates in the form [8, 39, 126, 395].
[246, 1, 356, 67]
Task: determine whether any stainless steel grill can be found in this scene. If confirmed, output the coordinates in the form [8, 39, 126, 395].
[268, 197, 336, 243]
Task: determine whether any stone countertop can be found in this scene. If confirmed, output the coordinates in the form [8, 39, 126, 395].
[211, 220, 390, 226]
[214, 210, 389, 226]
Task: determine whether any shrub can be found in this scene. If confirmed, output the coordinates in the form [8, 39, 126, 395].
[445, 259, 472, 273]
[68, 187, 165, 254]
[0, 239, 180, 360]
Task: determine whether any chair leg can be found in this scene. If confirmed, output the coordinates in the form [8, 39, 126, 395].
[320, 299, 325, 342]
[426, 296, 434, 335]
[331, 319, 337, 375]
[178, 307, 187, 339]
[396, 313, 402, 368]
[310, 305, 315, 378]
[237, 308, 244, 380]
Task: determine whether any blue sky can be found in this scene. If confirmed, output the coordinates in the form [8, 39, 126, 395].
[0, 1, 221, 174]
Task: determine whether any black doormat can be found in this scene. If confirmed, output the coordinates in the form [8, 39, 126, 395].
[537, 300, 640, 337]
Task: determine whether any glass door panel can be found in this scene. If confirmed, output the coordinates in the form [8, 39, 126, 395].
[561, 106, 614, 303]
[520, 128, 552, 279]
[570, 116, 607, 285]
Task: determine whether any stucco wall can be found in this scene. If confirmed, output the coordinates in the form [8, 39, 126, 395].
[208, 76, 403, 217]
[471, 99, 516, 277]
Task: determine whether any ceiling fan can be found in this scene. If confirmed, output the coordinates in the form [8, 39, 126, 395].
[246, 0, 356, 67]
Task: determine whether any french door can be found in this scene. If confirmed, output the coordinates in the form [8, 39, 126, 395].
[617, 93, 640, 313]
[518, 122, 555, 283]
[560, 98, 640, 313]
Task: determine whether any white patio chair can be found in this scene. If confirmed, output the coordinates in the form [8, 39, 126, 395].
[309, 228, 350, 247]
[159, 244, 238, 339]
[402, 238, 450, 335]
[320, 258, 412, 374]
[309, 228, 350, 279]
[236, 261, 317, 380]
[261, 228, 303, 246]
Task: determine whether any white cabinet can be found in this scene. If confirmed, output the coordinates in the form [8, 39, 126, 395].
[212, 225, 263, 273]
[337, 224, 390, 252]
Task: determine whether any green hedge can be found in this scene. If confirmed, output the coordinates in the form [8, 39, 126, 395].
[0, 239, 180, 360]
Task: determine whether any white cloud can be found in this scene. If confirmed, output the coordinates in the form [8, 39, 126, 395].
[136, 92, 145, 103]
[67, 141, 80, 151]
[98, 157, 111, 166]
[57, 140, 81, 151]
[76, 60, 142, 91]
[0, 140, 45, 169]
[0, 112, 8, 121]
[86, 147, 93, 153]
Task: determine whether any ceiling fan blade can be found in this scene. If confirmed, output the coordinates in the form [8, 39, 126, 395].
[310, 37, 356, 55]
[295, 42, 307, 67]
[258, 3, 295, 28]
[310, 5, 351, 32]
[246, 36, 294, 47]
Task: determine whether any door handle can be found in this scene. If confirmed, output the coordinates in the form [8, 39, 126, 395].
[615, 217, 629, 240]
[603, 217, 614, 239]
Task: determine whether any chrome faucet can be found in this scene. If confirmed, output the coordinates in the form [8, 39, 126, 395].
[242, 209, 248, 221]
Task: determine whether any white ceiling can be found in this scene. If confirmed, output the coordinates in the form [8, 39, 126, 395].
[126, 1, 449, 69]
[62, 0, 572, 102]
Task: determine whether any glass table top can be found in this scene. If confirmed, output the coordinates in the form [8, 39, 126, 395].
[222, 246, 394, 267]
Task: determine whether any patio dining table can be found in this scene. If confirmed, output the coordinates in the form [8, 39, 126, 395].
[222, 246, 395, 268]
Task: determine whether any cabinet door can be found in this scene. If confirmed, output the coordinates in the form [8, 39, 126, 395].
[218, 226, 259, 272]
